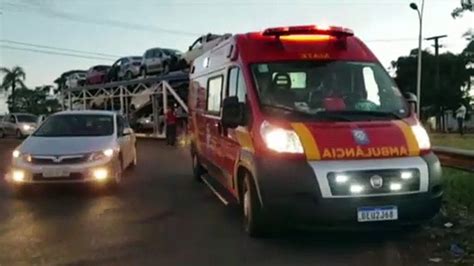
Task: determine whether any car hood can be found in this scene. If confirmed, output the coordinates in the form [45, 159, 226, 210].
[20, 136, 116, 155]
[291, 120, 420, 160]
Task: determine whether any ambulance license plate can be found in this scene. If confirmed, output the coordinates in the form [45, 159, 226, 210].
[43, 168, 70, 178]
[357, 206, 398, 222]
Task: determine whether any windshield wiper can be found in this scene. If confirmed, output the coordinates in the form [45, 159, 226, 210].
[329, 110, 403, 120]
[261, 104, 353, 121]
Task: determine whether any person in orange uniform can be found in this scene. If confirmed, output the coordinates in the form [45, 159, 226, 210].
[166, 105, 177, 146]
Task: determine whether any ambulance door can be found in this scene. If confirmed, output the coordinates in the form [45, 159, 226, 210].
[203, 75, 225, 180]
[218, 66, 248, 192]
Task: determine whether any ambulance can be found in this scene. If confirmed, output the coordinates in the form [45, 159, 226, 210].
[188, 25, 442, 237]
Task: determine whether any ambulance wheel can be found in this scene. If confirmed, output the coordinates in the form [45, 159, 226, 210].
[192, 153, 205, 182]
[242, 173, 268, 238]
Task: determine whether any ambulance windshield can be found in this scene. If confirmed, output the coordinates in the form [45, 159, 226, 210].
[251, 61, 409, 120]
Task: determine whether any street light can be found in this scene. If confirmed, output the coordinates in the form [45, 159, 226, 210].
[410, 1, 425, 117]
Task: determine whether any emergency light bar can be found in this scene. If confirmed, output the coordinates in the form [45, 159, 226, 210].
[263, 25, 354, 38]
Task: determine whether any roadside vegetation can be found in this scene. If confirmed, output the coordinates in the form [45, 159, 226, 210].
[421, 168, 474, 265]
[431, 133, 474, 150]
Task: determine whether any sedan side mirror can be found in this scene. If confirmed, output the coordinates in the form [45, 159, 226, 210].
[222, 96, 245, 129]
[404, 92, 418, 114]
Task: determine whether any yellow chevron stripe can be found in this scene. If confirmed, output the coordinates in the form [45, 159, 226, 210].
[393, 120, 420, 156]
[235, 128, 255, 153]
[291, 123, 321, 160]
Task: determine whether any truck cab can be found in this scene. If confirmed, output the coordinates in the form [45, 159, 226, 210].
[188, 25, 442, 237]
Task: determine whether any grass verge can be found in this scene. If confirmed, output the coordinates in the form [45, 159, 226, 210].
[431, 133, 474, 150]
[443, 167, 474, 211]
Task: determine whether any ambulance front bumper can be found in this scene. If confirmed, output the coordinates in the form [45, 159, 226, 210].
[253, 153, 443, 227]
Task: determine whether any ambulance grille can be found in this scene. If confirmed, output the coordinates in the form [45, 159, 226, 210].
[327, 169, 420, 196]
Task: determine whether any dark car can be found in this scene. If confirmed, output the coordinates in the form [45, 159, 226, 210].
[85, 65, 111, 85]
[140, 48, 185, 77]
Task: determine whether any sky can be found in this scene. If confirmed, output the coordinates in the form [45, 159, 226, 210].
[0, 0, 472, 92]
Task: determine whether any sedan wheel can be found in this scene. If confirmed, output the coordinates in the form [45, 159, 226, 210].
[129, 147, 137, 169]
[16, 130, 23, 139]
[163, 64, 170, 75]
[0, 130, 4, 138]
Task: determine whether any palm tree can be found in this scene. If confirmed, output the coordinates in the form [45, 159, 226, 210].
[0, 66, 26, 111]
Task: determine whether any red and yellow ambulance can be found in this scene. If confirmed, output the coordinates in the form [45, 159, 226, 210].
[188, 25, 442, 237]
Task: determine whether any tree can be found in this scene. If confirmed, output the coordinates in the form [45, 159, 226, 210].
[392, 49, 471, 120]
[452, 0, 473, 18]
[0, 66, 26, 112]
[7, 87, 61, 115]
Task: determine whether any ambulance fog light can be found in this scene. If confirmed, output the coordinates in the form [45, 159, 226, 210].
[390, 183, 402, 191]
[12, 170, 25, 183]
[93, 168, 108, 181]
[260, 121, 304, 154]
[401, 171, 413, 180]
[350, 184, 364, 194]
[335, 174, 349, 184]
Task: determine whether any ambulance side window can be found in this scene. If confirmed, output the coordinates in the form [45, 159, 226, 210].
[206, 75, 224, 114]
[227, 67, 247, 103]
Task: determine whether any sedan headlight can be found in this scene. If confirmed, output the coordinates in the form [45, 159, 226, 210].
[12, 150, 21, 158]
[12, 150, 32, 162]
[260, 121, 304, 154]
[89, 149, 115, 161]
[22, 124, 32, 131]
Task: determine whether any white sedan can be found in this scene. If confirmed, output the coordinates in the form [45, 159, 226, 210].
[5, 110, 137, 191]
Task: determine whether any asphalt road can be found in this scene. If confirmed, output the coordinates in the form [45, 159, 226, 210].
[0, 138, 432, 266]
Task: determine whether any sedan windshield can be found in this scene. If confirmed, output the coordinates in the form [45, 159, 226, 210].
[251, 61, 409, 121]
[34, 114, 114, 137]
[16, 114, 38, 123]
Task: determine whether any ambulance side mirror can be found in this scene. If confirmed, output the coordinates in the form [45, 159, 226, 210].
[222, 96, 245, 129]
[404, 92, 418, 114]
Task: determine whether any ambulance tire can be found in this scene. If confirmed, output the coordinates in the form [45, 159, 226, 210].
[242, 173, 268, 238]
[192, 153, 205, 182]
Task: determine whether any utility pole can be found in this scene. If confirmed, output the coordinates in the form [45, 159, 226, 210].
[425, 34, 447, 131]
[410, 1, 425, 117]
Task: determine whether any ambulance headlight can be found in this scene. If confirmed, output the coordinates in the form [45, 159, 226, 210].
[260, 121, 304, 154]
[411, 124, 431, 150]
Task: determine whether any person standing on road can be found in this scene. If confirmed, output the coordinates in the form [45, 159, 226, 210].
[166, 105, 177, 145]
[455, 103, 467, 136]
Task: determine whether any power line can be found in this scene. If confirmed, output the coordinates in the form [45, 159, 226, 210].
[1, 45, 114, 61]
[2, 2, 200, 36]
[365, 38, 417, 43]
[0, 39, 120, 59]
